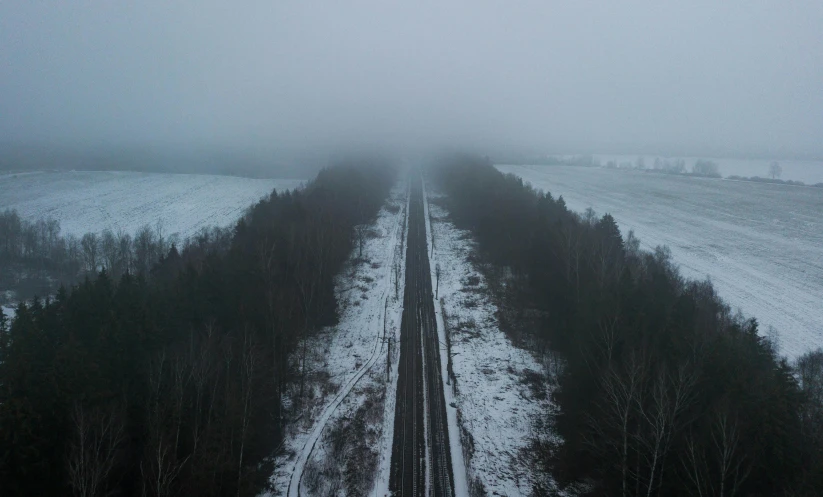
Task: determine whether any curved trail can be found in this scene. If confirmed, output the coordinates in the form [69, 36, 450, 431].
[285, 190, 406, 497]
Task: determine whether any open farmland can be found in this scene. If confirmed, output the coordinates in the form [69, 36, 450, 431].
[498, 164, 823, 359]
[0, 170, 303, 239]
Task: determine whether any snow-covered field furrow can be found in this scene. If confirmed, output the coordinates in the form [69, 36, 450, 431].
[267, 182, 408, 497]
[498, 164, 823, 359]
[0, 170, 303, 238]
[426, 187, 560, 496]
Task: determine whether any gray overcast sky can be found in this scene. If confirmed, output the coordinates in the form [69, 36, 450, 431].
[1, 1, 821, 156]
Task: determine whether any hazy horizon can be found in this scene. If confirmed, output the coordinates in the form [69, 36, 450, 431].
[2, 1, 822, 159]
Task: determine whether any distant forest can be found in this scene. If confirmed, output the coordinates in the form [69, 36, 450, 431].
[0, 159, 394, 496]
[431, 156, 823, 496]
[0, 209, 222, 305]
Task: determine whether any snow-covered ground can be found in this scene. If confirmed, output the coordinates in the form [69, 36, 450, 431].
[593, 155, 823, 184]
[0, 170, 303, 238]
[498, 164, 823, 359]
[425, 185, 560, 495]
[266, 182, 408, 497]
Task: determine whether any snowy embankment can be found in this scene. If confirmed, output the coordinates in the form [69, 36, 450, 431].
[498, 164, 823, 360]
[0, 170, 303, 238]
[424, 185, 561, 495]
[266, 181, 408, 497]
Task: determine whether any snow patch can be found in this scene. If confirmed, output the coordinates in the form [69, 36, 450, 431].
[0, 170, 303, 239]
[1, 305, 14, 321]
[425, 184, 561, 495]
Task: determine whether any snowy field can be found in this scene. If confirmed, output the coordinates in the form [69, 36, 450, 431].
[426, 185, 560, 495]
[594, 154, 823, 184]
[268, 182, 408, 497]
[0, 170, 303, 239]
[498, 165, 823, 360]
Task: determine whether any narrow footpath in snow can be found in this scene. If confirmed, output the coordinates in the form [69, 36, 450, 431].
[266, 181, 408, 496]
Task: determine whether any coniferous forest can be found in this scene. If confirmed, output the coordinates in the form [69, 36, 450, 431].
[431, 155, 823, 496]
[2, 1, 822, 496]
[2, 155, 822, 496]
[0, 160, 395, 496]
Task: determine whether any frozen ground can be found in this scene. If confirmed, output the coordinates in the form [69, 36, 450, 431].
[594, 155, 823, 184]
[498, 164, 823, 359]
[426, 186, 561, 495]
[266, 183, 408, 497]
[0, 170, 303, 238]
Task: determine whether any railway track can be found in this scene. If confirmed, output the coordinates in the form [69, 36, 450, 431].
[389, 174, 454, 496]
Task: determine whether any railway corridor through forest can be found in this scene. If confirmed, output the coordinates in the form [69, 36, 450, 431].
[389, 174, 455, 497]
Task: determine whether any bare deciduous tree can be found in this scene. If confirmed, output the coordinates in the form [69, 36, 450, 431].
[633, 364, 697, 496]
[117, 231, 132, 275]
[681, 404, 751, 497]
[232, 328, 258, 497]
[768, 161, 783, 179]
[67, 402, 125, 497]
[81, 233, 99, 273]
[101, 230, 118, 274]
[141, 352, 189, 497]
[586, 350, 645, 497]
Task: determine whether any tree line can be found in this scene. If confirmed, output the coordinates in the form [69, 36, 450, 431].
[0, 209, 207, 304]
[603, 157, 721, 177]
[430, 155, 822, 496]
[0, 159, 395, 496]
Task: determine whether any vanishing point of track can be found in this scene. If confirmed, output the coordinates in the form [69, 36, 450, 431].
[389, 174, 454, 496]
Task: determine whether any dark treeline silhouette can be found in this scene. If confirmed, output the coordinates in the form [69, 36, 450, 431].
[498, 154, 600, 167]
[604, 157, 722, 178]
[0, 159, 395, 496]
[430, 156, 823, 496]
[0, 209, 211, 304]
[727, 175, 823, 188]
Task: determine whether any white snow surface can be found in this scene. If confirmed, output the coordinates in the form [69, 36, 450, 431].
[0, 170, 303, 238]
[426, 186, 560, 495]
[266, 183, 408, 497]
[593, 155, 823, 184]
[498, 164, 823, 360]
